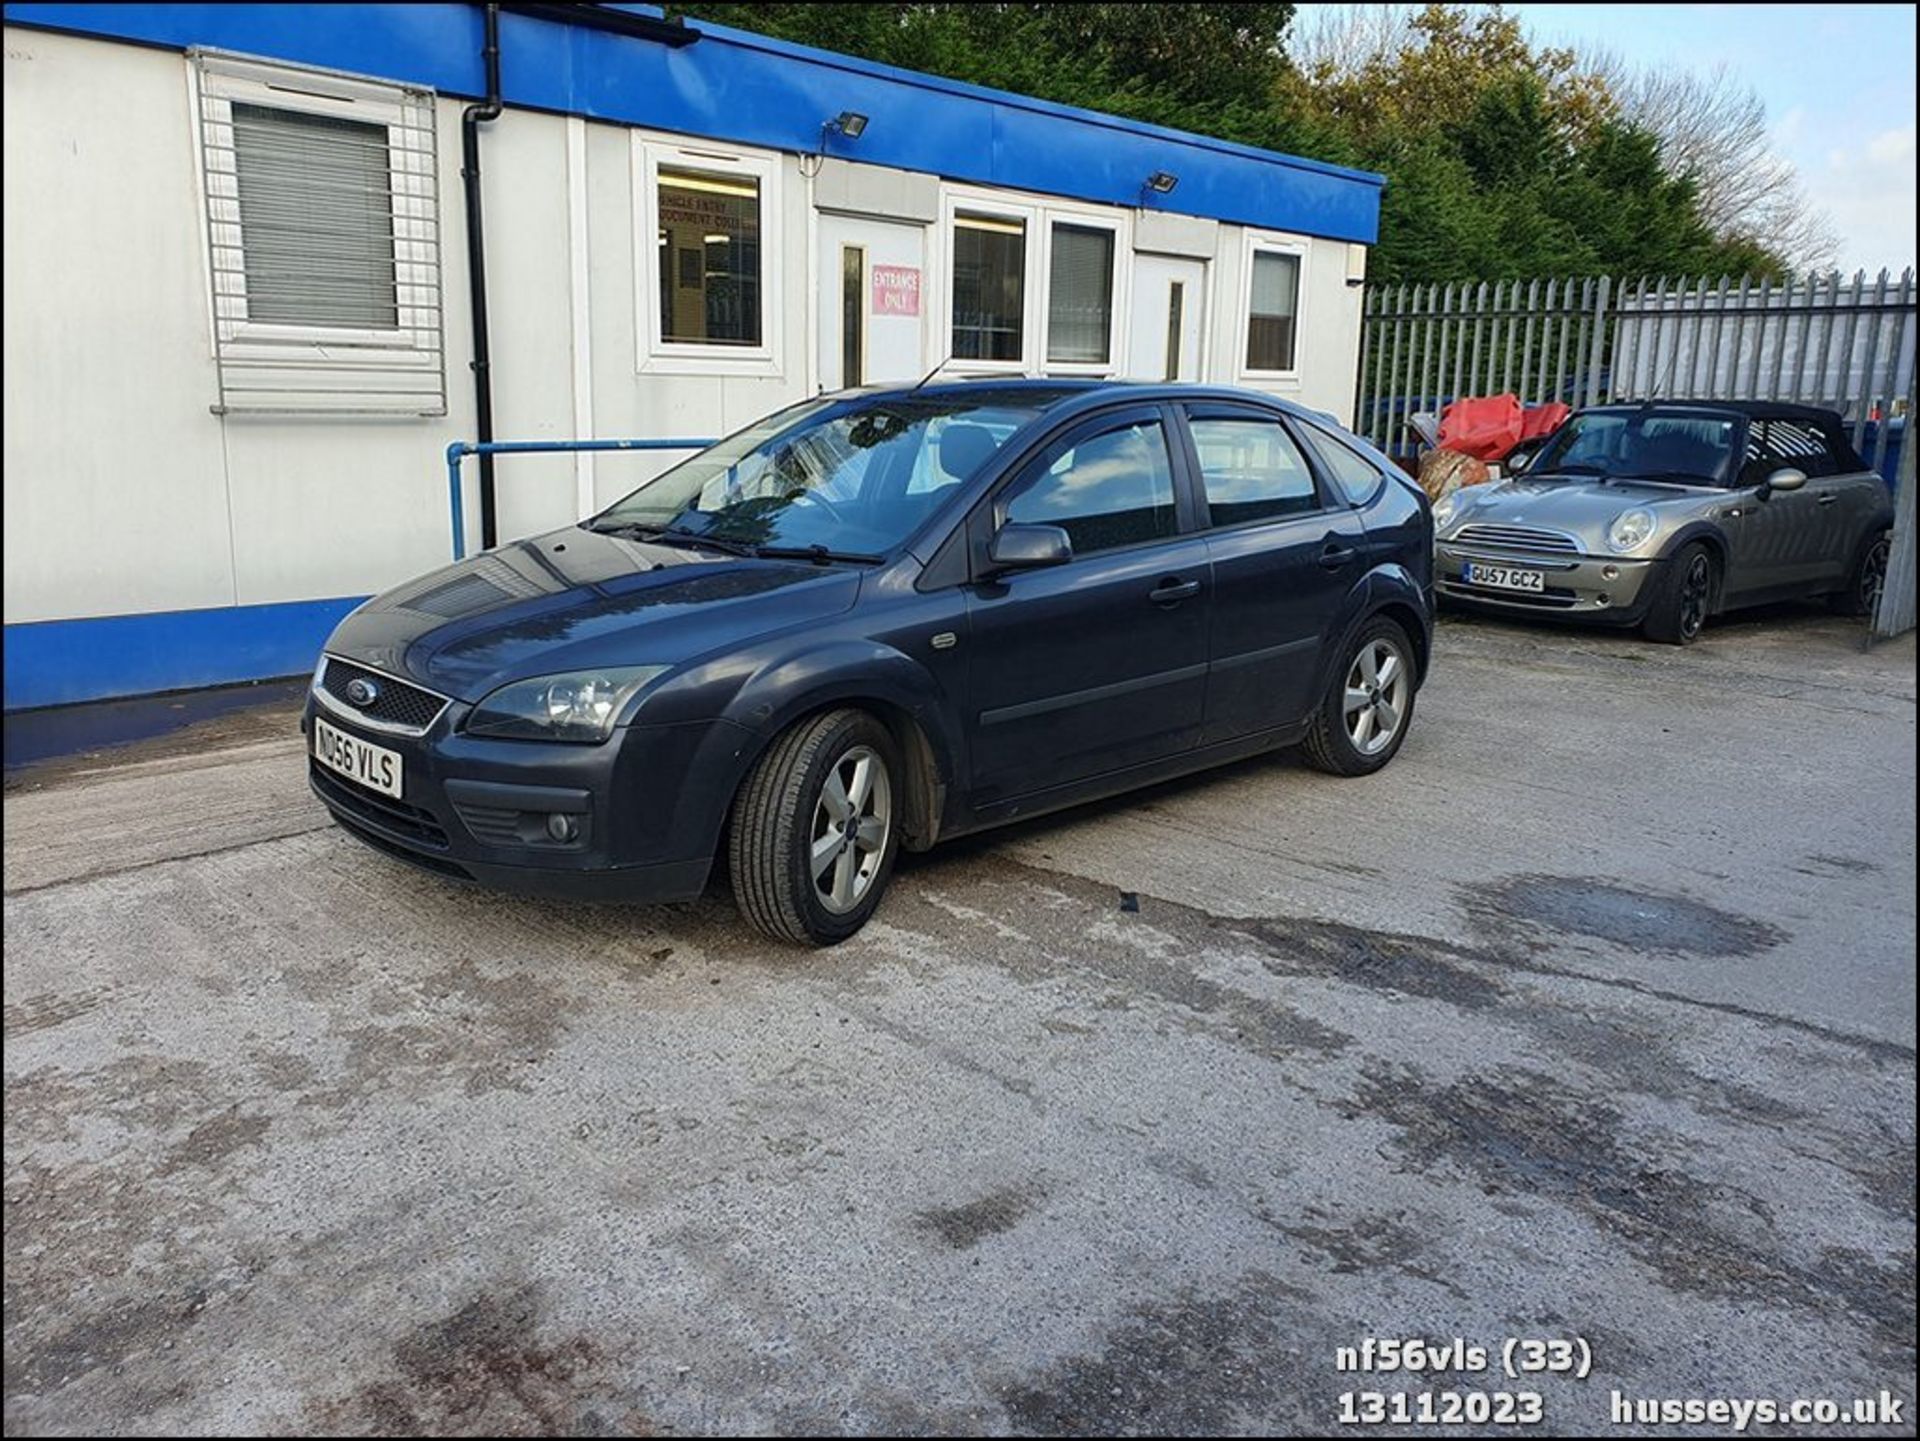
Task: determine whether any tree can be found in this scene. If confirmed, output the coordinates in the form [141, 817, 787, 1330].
[669, 4, 1297, 142]
[670, 1, 1809, 283]
[1588, 55, 1836, 268]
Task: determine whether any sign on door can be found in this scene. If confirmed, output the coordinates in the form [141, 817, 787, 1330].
[871, 265, 921, 317]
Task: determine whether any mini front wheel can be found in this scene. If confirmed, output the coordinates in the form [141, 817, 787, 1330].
[1643, 542, 1716, 645]
[728, 708, 902, 945]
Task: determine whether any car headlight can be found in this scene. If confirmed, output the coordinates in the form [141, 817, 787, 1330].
[1432, 492, 1461, 531]
[467, 665, 669, 742]
[1606, 507, 1657, 553]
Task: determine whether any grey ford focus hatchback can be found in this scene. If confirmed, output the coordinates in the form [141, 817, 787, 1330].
[307, 382, 1434, 944]
[1434, 401, 1893, 643]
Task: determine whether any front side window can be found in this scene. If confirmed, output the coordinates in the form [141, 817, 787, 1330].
[657, 167, 762, 346]
[1046, 223, 1115, 365]
[1001, 420, 1178, 555]
[1245, 250, 1301, 372]
[1741, 418, 1847, 483]
[231, 103, 397, 329]
[952, 212, 1025, 362]
[595, 392, 1065, 555]
[1191, 417, 1320, 525]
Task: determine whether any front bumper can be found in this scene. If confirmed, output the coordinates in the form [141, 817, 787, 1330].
[1434, 542, 1661, 623]
[303, 688, 754, 904]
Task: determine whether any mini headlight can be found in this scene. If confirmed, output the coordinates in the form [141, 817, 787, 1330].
[467, 665, 669, 742]
[1432, 492, 1461, 531]
[1606, 507, 1656, 553]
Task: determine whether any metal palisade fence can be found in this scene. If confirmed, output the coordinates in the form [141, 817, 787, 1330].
[1355, 268, 1918, 637]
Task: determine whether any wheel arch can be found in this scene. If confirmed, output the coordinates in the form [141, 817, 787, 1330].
[716, 646, 959, 855]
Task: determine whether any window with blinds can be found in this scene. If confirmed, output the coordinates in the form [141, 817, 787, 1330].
[194, 52, 444, 416]
[1246, 250, 1301, 373]
[1046, 223, 1114, 365]
[230, 104, 399, 329]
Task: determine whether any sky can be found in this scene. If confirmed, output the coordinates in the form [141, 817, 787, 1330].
[1503, 3, 1917, 274]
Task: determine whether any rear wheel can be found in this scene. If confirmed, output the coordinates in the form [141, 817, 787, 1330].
[1300, 616, 1417, 777]
[1643, 542, 1715, 645]
[728, 708, 902, 946]
[1830, 528, 1890, 618]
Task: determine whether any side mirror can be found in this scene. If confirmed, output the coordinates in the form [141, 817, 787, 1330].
[1507, 446, 1537, 474]
[1759, 466, 1807, 500]
[987, 522, 1072, 572]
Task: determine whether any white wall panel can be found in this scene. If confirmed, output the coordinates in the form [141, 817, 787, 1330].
[3, 29, 234, 622]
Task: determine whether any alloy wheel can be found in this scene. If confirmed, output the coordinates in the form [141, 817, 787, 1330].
[1679, 553, 1712, 639]
[1861, 536, 1890, 618]
[1343, 638, 1410, 757]
[810, 744, 892, 914]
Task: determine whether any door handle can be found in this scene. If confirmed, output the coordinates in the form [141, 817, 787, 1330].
[1148, 577, 1201, 605]
[1816, 493, 1840, 506]
[1318, 543, 1359, 568]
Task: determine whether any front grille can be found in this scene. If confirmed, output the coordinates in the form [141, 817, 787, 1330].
[310, 761, 452, 849]
[1454, 523, 1582, 555]
[320, 657, 449, 733]
[1441, 578, 1580, 609]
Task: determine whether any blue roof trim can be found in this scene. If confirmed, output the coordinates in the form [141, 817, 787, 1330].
[3, 2, 1382, 243]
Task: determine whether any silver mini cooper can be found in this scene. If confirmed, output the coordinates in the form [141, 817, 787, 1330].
[1433, 401, 1894, 644]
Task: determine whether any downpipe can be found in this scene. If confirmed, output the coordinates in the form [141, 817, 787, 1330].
[461, 3, 503, 549]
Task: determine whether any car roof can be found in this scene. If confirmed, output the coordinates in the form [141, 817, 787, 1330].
[833, 378, 1337, 424]
[1582, 398, 1845, 426]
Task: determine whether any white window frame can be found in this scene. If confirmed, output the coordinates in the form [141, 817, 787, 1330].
[1040, 205, 1130, 376]
[194, 53, 439, 353]
[189, 51, 444, 416]
[635, 136, 783, 376]
[940, 188, 1041, 376]
[938, 186, 1133, 379]
[1237, 230, 1310, 385]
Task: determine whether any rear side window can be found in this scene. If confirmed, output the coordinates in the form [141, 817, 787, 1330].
[1001, 419, 1178, 555]
[1190, 416, 1320, 525]
[1298, 423, 1387, 504]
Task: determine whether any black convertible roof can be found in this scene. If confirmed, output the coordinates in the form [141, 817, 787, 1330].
[1591, 398, 1845, 425]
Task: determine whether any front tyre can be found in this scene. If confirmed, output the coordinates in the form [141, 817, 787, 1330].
[1643, 542, 1715, 645]
[1300, 616, 1417, 777]
[728, 708, 902, 946]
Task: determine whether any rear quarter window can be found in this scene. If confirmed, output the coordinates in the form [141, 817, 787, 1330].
[1298, 423, 1388, 504]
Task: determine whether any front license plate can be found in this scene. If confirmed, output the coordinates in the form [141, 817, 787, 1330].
[313, 715, 403, 799]
[1463, 562, 1546, 593]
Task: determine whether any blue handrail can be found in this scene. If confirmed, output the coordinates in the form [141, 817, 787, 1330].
[444, 437, 717, 559]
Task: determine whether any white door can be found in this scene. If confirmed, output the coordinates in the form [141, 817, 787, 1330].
[1127, 254, 1206, 382]
[817, 213, 926, 390]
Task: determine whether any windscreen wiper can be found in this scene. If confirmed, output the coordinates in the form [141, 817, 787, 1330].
[590, 519, 757, 557]
[751, 544, 882, 565]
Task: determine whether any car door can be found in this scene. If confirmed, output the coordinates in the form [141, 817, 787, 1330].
[963, 405, 1210, 804]
[1179, 404, 1368, 741]
[1724, 418, 1830, 598]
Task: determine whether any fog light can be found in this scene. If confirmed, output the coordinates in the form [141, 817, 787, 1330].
[1595, 593, 1610, 608]
[1601, 564, 1620, 581]
[546, 813, 579, 843]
